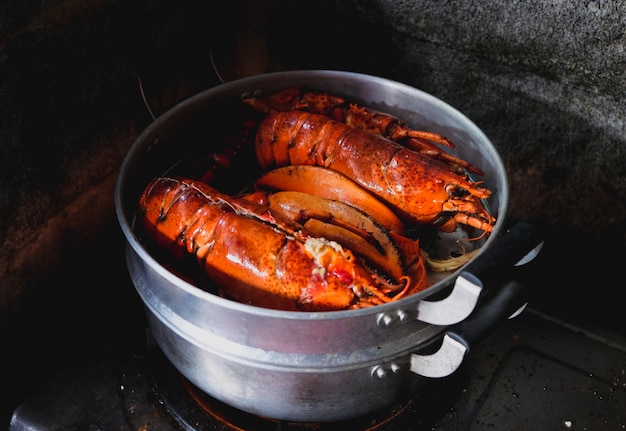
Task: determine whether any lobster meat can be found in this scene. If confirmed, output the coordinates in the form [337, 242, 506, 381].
[139, 177, 429, 312]
[254, 110, 495, 234]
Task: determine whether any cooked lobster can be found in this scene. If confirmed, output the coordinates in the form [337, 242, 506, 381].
[254, 111, 495, 234]
[139, 177, 429, 311]
[243, 86, 484, 176]
[137, 87, 496, 311]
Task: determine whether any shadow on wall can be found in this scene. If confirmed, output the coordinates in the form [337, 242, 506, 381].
[0, 1, 242, 313]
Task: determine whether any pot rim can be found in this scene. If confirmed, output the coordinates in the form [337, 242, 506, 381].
[114, 69, 509, 320]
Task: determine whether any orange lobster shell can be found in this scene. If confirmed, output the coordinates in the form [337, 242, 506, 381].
[254, 111, 495, 233]
[138, 177, 428, 311]
[243, 85, 484, 176]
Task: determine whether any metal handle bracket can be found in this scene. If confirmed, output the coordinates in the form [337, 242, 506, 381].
[416, 272, 482, 325]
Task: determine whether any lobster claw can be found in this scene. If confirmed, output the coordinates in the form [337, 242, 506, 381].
[255, 165, 405, 233]
[253, 165, 432, 298]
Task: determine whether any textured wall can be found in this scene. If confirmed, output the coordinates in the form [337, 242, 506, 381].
[263, 0, 626, 233]
[381, 1, 626, 232]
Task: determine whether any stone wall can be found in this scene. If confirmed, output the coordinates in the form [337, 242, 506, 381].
[1, 0, 624, 321]
[264, 0, 626, 233]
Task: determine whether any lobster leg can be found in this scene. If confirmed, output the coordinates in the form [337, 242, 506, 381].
[403, 137, 486, 176]
[441, 199, 496, 233]
[243, 85, 345, 117]
[342, 105, 454, 148]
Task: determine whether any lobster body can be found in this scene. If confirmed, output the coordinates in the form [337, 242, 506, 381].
[139, 177, 421, 311]
[255, 111, 494, 233]
[243, 86, 484, 175]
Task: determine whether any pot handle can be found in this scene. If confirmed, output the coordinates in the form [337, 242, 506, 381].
[416, 222, 544, 325]
[410, 278, 528, 378]
[409, 222, 544, 378]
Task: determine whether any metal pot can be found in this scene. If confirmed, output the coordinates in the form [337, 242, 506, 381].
[114, 70, 542, 422]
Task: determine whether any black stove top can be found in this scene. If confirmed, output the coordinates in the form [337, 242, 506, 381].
[8, 307, 626, 430]
[3, 221, 626, 430]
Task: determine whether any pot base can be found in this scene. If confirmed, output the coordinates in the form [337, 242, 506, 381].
[148, 343, 457, 430]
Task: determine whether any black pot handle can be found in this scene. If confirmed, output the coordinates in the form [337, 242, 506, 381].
[459, 221, 544, 294]
[446, 279, 527, 352]
[410, 222, 543, 378]
[410, 278, 529, 378]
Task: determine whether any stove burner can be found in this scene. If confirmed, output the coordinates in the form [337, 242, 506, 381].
[149, 348, 422, 431]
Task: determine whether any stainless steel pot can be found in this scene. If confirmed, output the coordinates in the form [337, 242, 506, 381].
[114, 70, 542, 422]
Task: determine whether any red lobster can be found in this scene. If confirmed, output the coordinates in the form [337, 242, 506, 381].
[139, 177, 429, 312]
[244, 86, 485, 176]
[253, 111, 495, 234]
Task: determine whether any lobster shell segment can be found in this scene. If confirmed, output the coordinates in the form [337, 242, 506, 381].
[255, 165, 405, 233]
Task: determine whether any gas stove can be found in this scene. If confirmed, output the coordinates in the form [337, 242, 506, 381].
[4, 222, 626, 430]
[8, 305, 626, 430]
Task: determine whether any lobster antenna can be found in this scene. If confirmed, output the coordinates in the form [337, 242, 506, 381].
[209, 46, 225, 84]
[129, 71, 157, 121]
[137, 75, 156, 121]
[131, 46, 224, 122]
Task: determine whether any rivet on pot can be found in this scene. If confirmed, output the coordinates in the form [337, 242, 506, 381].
[390, 363, 402, 374]
[371, 362, 403, 379]
[376, 309, 410, 328]
[371, 365, 389, 379]
[396, 310, 409, 322]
